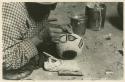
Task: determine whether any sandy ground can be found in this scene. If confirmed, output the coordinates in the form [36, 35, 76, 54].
[24, 2, 123, 80]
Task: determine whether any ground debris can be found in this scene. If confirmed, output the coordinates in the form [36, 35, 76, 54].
[105, 71, 114, 75]
[103, 33, 112, 40]
[116, 49, 123, 56]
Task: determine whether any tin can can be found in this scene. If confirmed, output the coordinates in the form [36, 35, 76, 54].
[69, 14, 87, 36]
[85, 3, 106, 31]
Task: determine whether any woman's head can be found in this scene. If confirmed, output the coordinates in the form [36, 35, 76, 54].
[26, 2, 57, 21]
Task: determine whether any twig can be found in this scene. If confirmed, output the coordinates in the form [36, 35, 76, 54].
[43, 52, 58, 61]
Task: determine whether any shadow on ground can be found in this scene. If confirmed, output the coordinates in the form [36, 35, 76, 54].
[108, 16, 123, 31]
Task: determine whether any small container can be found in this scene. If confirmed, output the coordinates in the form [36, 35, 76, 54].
[85, 3, 106, 31]
[69, 14, 87, 36]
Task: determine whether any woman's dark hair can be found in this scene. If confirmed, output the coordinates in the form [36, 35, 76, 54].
[25, 2, 57, 21]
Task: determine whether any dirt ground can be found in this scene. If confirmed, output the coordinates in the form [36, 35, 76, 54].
[24, 2, 123, 80]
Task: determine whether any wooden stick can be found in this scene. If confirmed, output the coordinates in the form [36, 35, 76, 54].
[58, 70, 83, 76]
[43, 52, 58, 61]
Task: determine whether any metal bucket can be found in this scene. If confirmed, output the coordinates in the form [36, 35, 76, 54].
[85, 3, 106, 31]
[69, 14, 87, 36]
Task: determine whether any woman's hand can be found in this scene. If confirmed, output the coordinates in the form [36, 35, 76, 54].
[32, 23, 73, 45]
[47, 24, 73, 43]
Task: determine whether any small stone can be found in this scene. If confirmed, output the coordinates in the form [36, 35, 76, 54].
[105, 71, 114, 75]
[104, 33, 112, 40]
[117, 49, 123, 56]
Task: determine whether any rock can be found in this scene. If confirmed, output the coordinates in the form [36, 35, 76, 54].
[105, 70, 114, 75]
[116, 49, 123, 56]
[103, 33, 112, 40]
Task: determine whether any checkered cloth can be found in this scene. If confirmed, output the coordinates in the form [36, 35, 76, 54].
[2, 2, 47, 70]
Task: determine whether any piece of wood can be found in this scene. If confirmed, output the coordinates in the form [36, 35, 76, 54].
[58, 70, 83, 76]
[43, 52, 58, 61]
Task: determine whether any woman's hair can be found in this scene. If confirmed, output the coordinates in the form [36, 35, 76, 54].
[25, 2, 57, 21]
